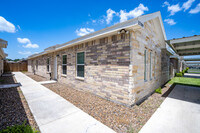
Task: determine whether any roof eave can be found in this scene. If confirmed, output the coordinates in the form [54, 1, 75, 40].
[28, 21, 143, 59]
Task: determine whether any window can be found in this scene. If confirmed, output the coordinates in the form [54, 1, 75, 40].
[144, 50, 147, 80]
[121, 33, 125, 40]
[47, 58, 50, 72]
[100, 38, 105, 44]
[150, 51, 152, 80]
[76, 52, 85, 78]
[62, 55, 67, 74]
[36, 60, 38, 70]
[154, 52, 156, 79]
[112, 35, 117, 42]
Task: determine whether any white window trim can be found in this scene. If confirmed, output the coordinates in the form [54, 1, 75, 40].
[144, 49, 148, 81]
[62, 54, 67, 75]
[76, 51, 85, 79]
[150, 51, 152, 80]
[154, 52, 156, 79]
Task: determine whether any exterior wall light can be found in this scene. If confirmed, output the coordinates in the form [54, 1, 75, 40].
[118, 29, 129, 34]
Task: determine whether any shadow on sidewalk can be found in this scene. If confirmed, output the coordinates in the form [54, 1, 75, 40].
[162, 83, 200, 104]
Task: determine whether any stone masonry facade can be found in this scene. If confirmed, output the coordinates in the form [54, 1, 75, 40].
[129, 20, 170, 104]
[28, 20, 170, 106]
[0, 57, 3, 76]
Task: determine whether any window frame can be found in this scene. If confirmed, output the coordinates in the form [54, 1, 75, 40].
[62, 54, 67, 75]
[46, 58, 50, 72]
[150, 51, 152, 80]
[112, 35, 117, 42]
[144, 49, 148, 81]
[154, 52, 156, 79]
[76, 51, 85, 79]
[121, 33, 125, 40]
[36, 60, 38, 70]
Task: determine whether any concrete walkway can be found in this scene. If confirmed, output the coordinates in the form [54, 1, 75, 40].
[140, 84, 200, 133]
[38, 80, 57, 85]
[13, 72, 115, 133]
[184, 73, 200, 78]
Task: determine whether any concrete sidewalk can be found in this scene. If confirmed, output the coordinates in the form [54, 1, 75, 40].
[13, 72, 115, 133]
[139, 84, 200, 133]
[38, 80, 57, 85]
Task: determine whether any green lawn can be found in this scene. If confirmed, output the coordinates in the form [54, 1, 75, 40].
[168, 77, 200, 87]
[188, 71, 200, 74]
[188, 69, 200, 74]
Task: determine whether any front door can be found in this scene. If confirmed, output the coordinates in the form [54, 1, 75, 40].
[54, 56, 57, 80]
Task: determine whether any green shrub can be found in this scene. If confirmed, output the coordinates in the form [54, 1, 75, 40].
[0, 121, 39, 133]
[155, 87, 162, 94]
[175, 73, 183, 77]
[182, 70, 185, 75]
[0, 79, 4, 84]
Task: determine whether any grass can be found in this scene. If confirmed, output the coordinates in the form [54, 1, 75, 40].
[188, 71, 200, 74]
[188, 69, 200, 74]
[168, 77, 200, 87]
[155, 87, 162, 94]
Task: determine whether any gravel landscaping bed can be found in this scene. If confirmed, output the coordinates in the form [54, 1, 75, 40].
[44, 82, 173, 133]
[23, 72, 48, 82]
[0, 75, 40, 131]
[25, 73, 173, 133]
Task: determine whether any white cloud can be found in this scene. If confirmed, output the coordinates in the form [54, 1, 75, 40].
[106, 9, 116, 24]
[0, 16, 16, 33]
[189, 3, 200, 14]
[18, 51, 32, 55]
[17, 37, 39, 48]
[182, 0, 195, 11]
[168, 4, 182, 16]
[162, 1, 170, 7]
[17, 38, 31, 44]
[76, 28, 95, 36]
[92, 20, 96, 23]
[162, 1, 182, 16]
[119, 4, 149, 22]
[23, 43, 39, 48]
[164, 19, 176, 25]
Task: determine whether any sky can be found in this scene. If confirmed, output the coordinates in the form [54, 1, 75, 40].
[0, 0, 200, 59]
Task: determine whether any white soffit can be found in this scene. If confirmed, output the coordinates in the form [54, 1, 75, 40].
[167, 35, 200, 56]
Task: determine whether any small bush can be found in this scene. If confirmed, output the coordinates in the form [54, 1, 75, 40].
[155, 87, 162, 94]
[0, 121, 39, 133]
[185, 67, 189, 73]
[175, 73, 183, 77]
[182, 70, 185, 75]
[0, 79, 4, 83]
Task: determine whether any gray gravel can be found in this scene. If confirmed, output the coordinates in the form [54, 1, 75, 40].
[0, 75, 39, 131]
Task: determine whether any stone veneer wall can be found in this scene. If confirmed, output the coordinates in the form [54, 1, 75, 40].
[28, 54, 52, 80]
[0, 57, 3, 76]
[129, 20, 170, 104]
[28, 20, 170, 106]
[28, 34, 132, 105]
